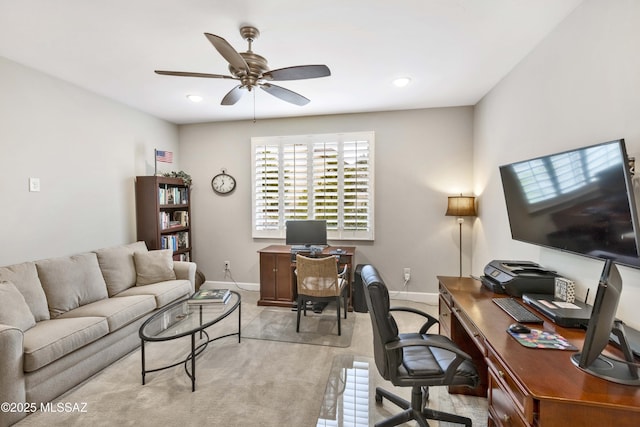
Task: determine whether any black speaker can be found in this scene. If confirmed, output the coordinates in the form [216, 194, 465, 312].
[352, 264, 368, 312]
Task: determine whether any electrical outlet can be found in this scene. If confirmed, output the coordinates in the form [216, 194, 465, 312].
[403, 267, 411, 281]
[224, 260, 230, 271]
[29, 177, 41, 192]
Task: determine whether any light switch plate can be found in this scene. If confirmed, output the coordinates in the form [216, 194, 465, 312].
[29, 177, 41, 192]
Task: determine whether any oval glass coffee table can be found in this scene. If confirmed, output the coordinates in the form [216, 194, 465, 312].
[139, 290, 241, 391]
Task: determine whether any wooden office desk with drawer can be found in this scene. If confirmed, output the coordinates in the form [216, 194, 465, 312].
[438, 275, 640, 427]
[258, 245, 355, 308]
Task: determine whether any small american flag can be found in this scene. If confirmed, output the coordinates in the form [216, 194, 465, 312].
[156, 150, 173, 163]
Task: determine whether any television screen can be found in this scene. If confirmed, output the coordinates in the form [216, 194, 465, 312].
[285, 220, 327, 247]
[499, 139, 640, 268]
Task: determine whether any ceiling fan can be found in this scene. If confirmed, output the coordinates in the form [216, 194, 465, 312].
[155, 26, 331, 106]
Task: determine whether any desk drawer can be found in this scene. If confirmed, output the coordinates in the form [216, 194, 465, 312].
[439, 283, 453, 306]
[438, 295, 452, 338]
[488, 382, 529, 427]
[448, 299, 488, 397]
[453, 302, 486, 356]
[487, 345, 534, 425]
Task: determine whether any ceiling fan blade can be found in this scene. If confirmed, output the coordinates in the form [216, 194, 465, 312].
[155, 70, 236, 80]
[204, 33, 248, 72]
[264, 65, 331, 81]
[260, 83, 310, 106]
[221, 85, 245, 105]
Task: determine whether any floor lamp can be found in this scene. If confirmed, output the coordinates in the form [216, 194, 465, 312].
[445, 195, 477, 277]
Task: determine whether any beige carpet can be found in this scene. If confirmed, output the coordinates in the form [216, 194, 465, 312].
[242, 305, 354, 347]
[15, 290, 487, 427]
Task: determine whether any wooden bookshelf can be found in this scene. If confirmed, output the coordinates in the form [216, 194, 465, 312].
[135, 176, 192, 261]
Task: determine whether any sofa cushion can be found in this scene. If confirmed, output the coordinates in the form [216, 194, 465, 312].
[95, 241, 148, 296]
[22, 316, 109, 372]
[0, 281, 36, 331]
[116, 279, 191, 308]
[0, 261, 50, 321]
[134, 250, 176, 286]
[36, 253, 109, 318]
[58, 295, 156, 332]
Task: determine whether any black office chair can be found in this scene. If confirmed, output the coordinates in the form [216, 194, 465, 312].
[360, 265, 479, 427]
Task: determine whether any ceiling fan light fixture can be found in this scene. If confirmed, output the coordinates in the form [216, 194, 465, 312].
[186, 94, 203, 103]
[393, 77, 412, 88]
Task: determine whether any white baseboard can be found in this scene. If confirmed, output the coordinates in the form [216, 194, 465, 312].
[203, 280, 438, 306]
[387, 290, 439, 306]
[204, 280, 260, 292]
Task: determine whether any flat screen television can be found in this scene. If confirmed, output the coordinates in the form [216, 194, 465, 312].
[499, 139, 640, 268]
[500, 139, 640, 385]
[285, 220, 327, 248]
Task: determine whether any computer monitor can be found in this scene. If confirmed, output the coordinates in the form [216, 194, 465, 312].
[571, 260, 639, 385]
[285, 220, 327, 248]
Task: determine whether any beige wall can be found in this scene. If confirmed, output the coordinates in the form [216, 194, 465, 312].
[179, 107, 474, 297]
[0, 57, 179, 265]
[473, 0, 640, 328]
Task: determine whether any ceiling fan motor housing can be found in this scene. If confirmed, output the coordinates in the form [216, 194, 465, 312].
[230, 51, 268, 89]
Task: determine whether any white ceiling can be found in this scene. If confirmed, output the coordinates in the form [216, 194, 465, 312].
[0, 0, 583, 125]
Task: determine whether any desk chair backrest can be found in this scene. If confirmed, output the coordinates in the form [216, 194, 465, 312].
[295, 254, 343, 297]
[360, 265, 402, 379]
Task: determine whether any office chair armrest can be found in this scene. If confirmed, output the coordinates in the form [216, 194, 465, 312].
[389, 306, 439, 334]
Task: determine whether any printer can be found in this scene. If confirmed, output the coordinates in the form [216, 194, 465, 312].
[481, 260, 557, 297]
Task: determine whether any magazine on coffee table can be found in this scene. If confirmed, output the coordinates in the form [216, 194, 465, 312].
[188, 288, 230, 304]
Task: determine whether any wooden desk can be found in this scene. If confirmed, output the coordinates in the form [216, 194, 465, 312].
[258, 245, 356, 308]
[438, 276, 640, 427]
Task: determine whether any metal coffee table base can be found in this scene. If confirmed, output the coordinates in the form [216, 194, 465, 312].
[139, 292, 241, 392]
[141, 329, 240, 391]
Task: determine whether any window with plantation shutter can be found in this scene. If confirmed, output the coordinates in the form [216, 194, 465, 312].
[252, 131, 374, 241]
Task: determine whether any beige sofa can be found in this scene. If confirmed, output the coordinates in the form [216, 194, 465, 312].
[0, 242, 195, 426]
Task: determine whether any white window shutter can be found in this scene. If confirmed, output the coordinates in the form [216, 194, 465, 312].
[252, 132, 374, 240]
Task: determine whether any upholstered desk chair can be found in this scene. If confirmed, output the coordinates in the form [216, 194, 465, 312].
[295, 254, 348, 335]
[360, 265, 479, 427]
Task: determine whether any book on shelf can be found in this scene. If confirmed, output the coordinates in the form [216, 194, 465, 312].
[177, 231, 189, 249]
[173, 210, 189, 226]
[188, 288, 230, 304]
[158, 186, 189, 205]
[161, 234, 179, 251]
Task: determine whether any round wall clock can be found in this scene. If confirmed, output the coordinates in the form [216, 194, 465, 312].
[211, 171, 236, 195]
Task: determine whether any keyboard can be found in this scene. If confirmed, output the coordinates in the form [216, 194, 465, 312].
[492, 298, 544, 324]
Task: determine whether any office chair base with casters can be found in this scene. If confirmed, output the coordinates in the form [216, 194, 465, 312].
[374, 385, 472, 427]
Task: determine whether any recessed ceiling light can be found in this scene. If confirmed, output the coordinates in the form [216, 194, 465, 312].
[392, 77, 411, 88]
[186, 94, 203, 103]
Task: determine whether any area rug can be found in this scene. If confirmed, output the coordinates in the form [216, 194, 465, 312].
[242, 306, 354, 347]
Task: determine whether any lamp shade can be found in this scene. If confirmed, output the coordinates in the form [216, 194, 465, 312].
[445, 196, 477, 217]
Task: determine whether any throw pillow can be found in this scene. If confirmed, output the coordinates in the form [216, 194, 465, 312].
[36, 253, 109, 318]
[0, 261, 50, 321]
[0, 281, 37, 331]
[95, 241, 148, 296]
[134, 250, 176, 286]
